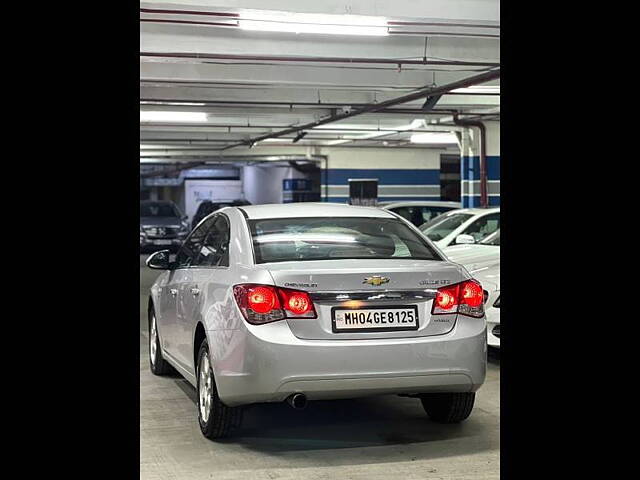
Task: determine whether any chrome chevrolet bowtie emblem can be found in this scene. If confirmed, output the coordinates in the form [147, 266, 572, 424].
[363, 275, 390, 286]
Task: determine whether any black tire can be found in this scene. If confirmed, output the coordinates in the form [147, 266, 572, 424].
[148, 306, 174, 375]
[196, 340, 243, 439]
[420, 392, 475, 423]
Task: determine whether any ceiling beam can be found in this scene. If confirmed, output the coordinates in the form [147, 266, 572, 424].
[219, 68, 499, 150]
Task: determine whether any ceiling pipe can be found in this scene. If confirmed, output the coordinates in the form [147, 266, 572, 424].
[219, 69, 500, 151]
[422, 94, 443, 111]
[141, 161, 206, 178]
[140, 51, 499, 68]
[453, 113, 488, 208]
[139, 99, 487, 110]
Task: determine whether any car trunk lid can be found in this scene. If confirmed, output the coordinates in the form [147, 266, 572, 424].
[266, 258, 468, 340]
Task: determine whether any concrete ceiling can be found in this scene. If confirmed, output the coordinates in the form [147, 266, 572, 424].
[140, 0, 500, 161]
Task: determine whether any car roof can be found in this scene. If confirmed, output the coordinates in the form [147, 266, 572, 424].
[445, 207, 500, 215]
[382, 201, 461, 208]
[237, 202, 397, 220]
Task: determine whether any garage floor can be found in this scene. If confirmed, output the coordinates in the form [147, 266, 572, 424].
[140, 256, 500, 479]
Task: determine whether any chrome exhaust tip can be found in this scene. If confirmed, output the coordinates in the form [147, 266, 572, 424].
[287, 393, 308, 410]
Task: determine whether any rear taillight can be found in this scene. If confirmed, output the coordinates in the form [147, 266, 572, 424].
[432, 279, 484, 318]
[233, 284, 317, 325]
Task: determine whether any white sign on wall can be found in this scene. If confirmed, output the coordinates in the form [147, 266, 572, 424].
[184, 180, 243, 220]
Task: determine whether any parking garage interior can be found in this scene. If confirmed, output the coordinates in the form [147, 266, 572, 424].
[140, 1, 500, 478]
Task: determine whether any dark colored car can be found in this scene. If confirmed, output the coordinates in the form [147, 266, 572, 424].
[191, 199, 251, 230]
[140, 200, 190, 253]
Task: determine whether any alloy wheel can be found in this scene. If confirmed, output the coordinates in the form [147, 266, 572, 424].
[199, 352, 213, 423]
[149, 313, 157, 365]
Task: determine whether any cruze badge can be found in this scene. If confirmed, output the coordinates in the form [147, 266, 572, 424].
[363, 275, 390, 286]
[419, 279, 451, 286]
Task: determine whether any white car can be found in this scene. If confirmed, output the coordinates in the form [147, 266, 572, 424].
[444, 230, 500, 348]
[146, 203, 487, 439]
[379, 201, 462, 227]
[473, 265, 500, 348]
[419, 207, 500, 248]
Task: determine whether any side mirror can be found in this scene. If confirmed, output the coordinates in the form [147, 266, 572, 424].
[455, 234, 476, 245]
[182, 215, 188, 221]
[146, 250, 171, 270]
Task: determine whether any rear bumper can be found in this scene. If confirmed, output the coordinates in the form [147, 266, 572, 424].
[210, 315, 487, 407]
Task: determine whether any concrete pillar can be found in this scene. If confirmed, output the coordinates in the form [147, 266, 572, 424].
[460, 120, 500, 208]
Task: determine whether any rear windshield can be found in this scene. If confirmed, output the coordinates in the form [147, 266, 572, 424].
[420, 213, 473, 241]
[390, 205, 455, 225]
[248, 217, 442, 264]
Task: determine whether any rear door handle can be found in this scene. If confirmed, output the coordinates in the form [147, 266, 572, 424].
[190, 287, 200, 296]
[169, 288, 178, 297]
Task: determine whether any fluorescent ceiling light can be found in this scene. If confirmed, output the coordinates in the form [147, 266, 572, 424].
[410, 132, 458, 144]
[451, 86, 500, 94]
[239, 11, 388, 36]
[397, 119, 425, 131]
[140, 111, 208, 123]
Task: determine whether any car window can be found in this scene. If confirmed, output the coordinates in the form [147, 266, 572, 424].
[480, 229, 500, 246]
[175, 216, 216, 268]
[195, 215, 230, 267]
[420, 213, 474, 241]
[392, 207, 413, 222]
[463, 213, 500, 242]
[391, 206, 454, 227]
[248, 217, 441, 264]
[417, 206, 453, 224]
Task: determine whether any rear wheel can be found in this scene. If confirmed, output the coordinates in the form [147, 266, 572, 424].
[197, 340, 242, 439]
[149, 308, 173, 375]
[420, 392, 475, 423]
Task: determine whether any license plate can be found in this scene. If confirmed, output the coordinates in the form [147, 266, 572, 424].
[332, 305, 419, 333]
[153, 239, 172, 245]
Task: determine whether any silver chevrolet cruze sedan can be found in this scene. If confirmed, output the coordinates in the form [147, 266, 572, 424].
[146, 203, 486, 439]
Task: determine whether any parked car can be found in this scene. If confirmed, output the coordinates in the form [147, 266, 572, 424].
[380, 201, 461, 227]
[146, 203, 487, 439]
[140, 200, 190, 253]
[191, 199, 251, 231]
[442, 229, 500, 271]
[444, 230, 500, 348]
[475, 265, 500, 348]
[419, 207, 500, 248]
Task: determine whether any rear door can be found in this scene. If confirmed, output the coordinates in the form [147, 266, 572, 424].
[177, 214, 231, 373]
[163, 216, 214, 368]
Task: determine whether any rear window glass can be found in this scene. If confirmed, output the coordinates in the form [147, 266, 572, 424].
[248, 217, 442, 264]
[420, 213, 473, 241]
[390, 206, 455, 225]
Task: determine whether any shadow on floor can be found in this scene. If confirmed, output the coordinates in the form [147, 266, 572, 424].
[171, 374, 496, 458]
[488, 347, 500, 365]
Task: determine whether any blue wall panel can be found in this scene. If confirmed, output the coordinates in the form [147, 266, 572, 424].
[461, 156, 500, 181]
